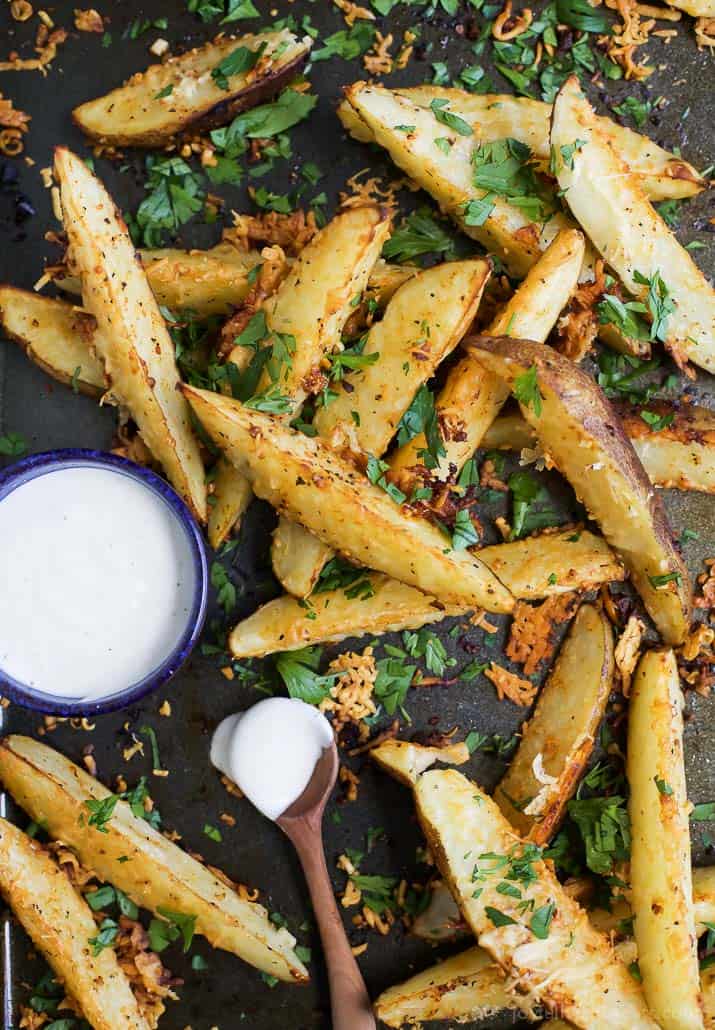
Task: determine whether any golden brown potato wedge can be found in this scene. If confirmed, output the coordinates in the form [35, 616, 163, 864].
[620, 402, 715, 494]
[414, 768, 659, 1029]
[183, 387, 513, 612]
[208, 456, 255, 550]
[495, 604, 614, 842]
[389, 229, 584, 489]
[374, 946, 532, 1027]
[370, 739, 470, 788]
[233, 529, 623, 656]
[208, 204, 391, 545]
[272, 258, 491, 597]
[73, 31, 311, 145]
[0, 286, 105, 395]
[339, 87, 706, 201]
[551, 76, 715, 374]
[0, 818, 151, 1030]
[627, 649, 702, 1030]
[703, 966, 715, 1030]
[695, 866, 715, 931]
[230, 574, 468, 658]
[469, 336, 691, 644]
[342, 82, 577, 280]
[0, 736, 308, 983]
[55, 147, 207, 521]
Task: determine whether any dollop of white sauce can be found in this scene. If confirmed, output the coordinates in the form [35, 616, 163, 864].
[0, 466, 196, 700]
[211, 697, 334, 820]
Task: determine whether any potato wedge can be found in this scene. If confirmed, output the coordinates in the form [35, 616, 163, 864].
[0, 818, 151, 1030]
[55, 147, 207, 521]
[73, 31, 311, 145]
[208, 204, 391, 544]
[272, 258, 491, 596]
[414, 768, 658, 1029]
[694, 866, 715, 930]
[495, 604, 614, 842]
[390, 229, 584, 488]
[551, 76, 715, 374]
[0, 286, 105, 395]
[703, 966, 715, 1030]
[620, 402, 715, 494]
[370, 739, 470, 788]
[0, 735, 308, 983]
[627, 649, 702, 1029]
[234, 529, 623, 655]
[386, 87, 706, 201]
[665, 0, 715, 16]
[230, 574, 468, 658]
[374, 946, 530, 1027]
[469, 336, 691, 643]
[342, 82, 577, 280]
[183, 387, 513, 612]
[208, 456, 255, 550]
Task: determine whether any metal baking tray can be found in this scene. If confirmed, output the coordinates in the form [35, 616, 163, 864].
[0, 2, 713, 1027]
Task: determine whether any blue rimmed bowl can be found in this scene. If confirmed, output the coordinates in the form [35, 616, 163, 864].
[0, 449, 208, 716]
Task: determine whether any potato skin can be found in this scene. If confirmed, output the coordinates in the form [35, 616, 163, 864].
[0, 818, 151, 1030]
[468, 334, 691, 644]
[73, 32, 311, 146]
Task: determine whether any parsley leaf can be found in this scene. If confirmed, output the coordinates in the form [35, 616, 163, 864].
[485, 905, 517, 928]
[313, 22, 375, 62]
[275, 646, 337, 705]
[513, 364, 543, 415]
[396, 384, 445, 469]
[133, 155, 205, 248]
[88, 917, 119, 956]
[349, 874, 397, 914]
[567, 795, 630, 875]
[366, 455, 406, 505]
[632, 269, 675, 343]
[211, 43, 264, 91]
[0, 430, 27, 457]
[382, 208, 457, 264]
[530, 901, 555, 938]
[473, 139, 554, 221]
[452, 509, 480, 550]
[555, 0, 610, 32]
[84, 794, 120, 833]
[612, 95, 652, 128]
[430, 98, 472, 137]
[374, 657, 416, 714]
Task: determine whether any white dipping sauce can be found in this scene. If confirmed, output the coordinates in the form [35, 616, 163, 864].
[0, 466, 196, 700]
[211, 697, 334, 820]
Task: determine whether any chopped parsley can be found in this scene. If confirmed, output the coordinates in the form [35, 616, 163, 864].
[374, 657, 417, 714]
[0, 431, 27, 457]
[508, 471, 559, 539]
[632, 269, 675, 343]
[382, 208, 457, 264]
[403, 628, 456, 678]
[366, 455, 407, 505]
[211, 43, 265, 91]
[312, 22, 375, 62]
[612, 95, 652, 128]
[88, 917, 119, 956]
[566, 795, 630, 875]
[84, 794, 120, 833]
[649, 571, 682, 589]
[452, 508, 480, 550]
[149, 908, 197, 953]
[512, 364, 543, 415]
[210, 561, 238, 615]
[396, 384, 445, 469]
[640, 409, 674, 432]
[485, 905, 517, 928]
[472, 139, 555, 222]
[654, 777, 673, 796]
[349, 873, 398, 914]
[275, 646, 337, 705]
[132, 155, 205, 248]
[203, 823, 223, 842]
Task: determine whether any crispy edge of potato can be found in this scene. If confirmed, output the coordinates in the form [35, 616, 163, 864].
[183, 386, 514, 612]
[620, 401, 715, 494]
[384, 87, 707, 201]
[0, 286, 105, 395]
[495, 604, 614, 842]
[413, 768, 659, 1030]
[230, 574, 468, 658]
[468, 335, 691, 644]
[55, 146, 207, 522]
[374, 945, 529, 1027]
[273, 257, 492, 597]
[0, 817, 151, 1030]
[0, 735, 309, 983]
[627, 648, 703, 1030]
[369, 739, 470, 788]
[73, 31, 311, 145]
[389, 229, 585, 488]
[551, 76, 715, 375]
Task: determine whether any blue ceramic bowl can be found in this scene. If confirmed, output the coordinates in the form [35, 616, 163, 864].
[0, 449, 208, 716]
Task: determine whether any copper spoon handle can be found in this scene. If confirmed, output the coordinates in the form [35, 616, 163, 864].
[284, 816, 375, 1030]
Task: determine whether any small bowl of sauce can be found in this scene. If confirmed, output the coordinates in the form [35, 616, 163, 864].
[0, 449, 208, 715]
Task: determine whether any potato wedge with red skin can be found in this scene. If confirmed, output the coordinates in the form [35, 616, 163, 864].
[73, 31, 312, 146]
[183, 386, 514, 613]
[55, 147, 207, 521]
[0, 818, 151, 1030]
[468, 335, 691, 644]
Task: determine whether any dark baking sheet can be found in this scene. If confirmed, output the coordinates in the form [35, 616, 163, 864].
[0, 3, 713, 1028]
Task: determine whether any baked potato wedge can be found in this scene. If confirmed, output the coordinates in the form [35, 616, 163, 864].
[54, 147, 207, 521]
[230, 574, 468, 658]
[468, 336, 691, 644]
[398, 87, 704, 200]
[620, 402, 715, 494]
[374, 946, 530, 1027]
[0, 735, 309, 983]
[694, 866, 715, 931]
[0, 817, 151, 1030]
[0, 286, 105, 395]
[73, 31, 311, 145]
[183, 386, 514, 612]
[370, 739, 470, 788]
[272, 258, 491, 597]
[208, 204, 391, 546]
[551, 76, 715, 374]
[414, 768, 658, 1029]
[342, 81, 577, 279]
[495, 604, 614, 842]
[627, 649, 702, 1030]
[390, 229, 584, 488]
[339, 87, 706, 201]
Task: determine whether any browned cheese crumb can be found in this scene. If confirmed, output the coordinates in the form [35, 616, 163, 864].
[485, 662, 538, 706]
[322, 647, 378, 732]
[506, 593, 580, 675]
[614, 614, 645, 695]
[224, 209, 317, 256]
[74, 8, 104, 32]
[332, 0, 374, 26]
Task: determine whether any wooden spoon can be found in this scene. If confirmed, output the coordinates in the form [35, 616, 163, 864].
[278, 741, 376, 1030]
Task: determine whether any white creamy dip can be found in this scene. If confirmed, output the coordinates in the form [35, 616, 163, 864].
[211, 697, 334, 820]
[0, 466, 197, 700]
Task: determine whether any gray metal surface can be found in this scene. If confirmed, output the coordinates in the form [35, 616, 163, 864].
[0, 2, 713, 1028]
